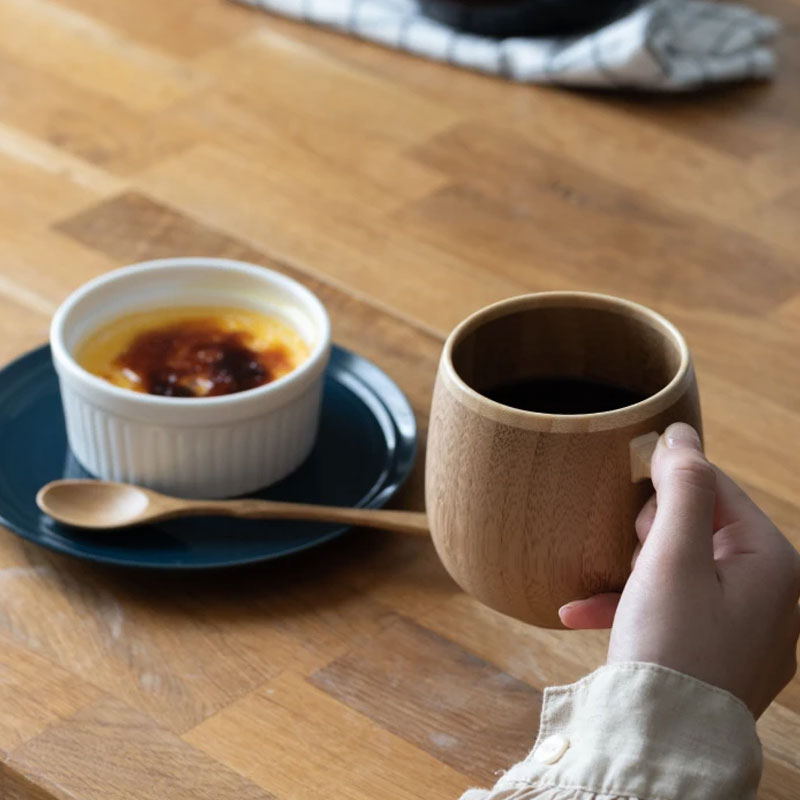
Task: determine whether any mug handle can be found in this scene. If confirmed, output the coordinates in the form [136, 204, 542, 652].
[629, 432, 660, 482]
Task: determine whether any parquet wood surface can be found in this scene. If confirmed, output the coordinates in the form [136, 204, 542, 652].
[0, 0, 799, 796]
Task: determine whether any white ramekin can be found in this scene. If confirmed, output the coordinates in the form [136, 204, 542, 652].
[50, 258, 331, 499]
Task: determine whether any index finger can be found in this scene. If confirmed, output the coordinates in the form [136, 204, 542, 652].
[643, 423, 716, 572]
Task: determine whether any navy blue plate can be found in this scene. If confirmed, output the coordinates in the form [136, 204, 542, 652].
[0, 345, 417, 569]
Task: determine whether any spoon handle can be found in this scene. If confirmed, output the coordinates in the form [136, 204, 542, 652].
[165, 498, 430, 536]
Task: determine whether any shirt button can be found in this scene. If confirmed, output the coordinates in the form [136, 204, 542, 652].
[533, 734, 570, 765]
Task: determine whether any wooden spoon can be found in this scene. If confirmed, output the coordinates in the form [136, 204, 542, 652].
[36, 479, 430, 535]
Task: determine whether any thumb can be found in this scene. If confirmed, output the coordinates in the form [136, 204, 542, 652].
[643, 423, 716, 571]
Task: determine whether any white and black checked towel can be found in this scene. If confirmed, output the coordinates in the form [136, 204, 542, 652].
[234, 0, 779, 90]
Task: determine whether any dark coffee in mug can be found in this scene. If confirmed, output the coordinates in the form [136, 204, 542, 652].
[483, 376, 646, 415]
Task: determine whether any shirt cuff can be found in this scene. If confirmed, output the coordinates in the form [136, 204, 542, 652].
[489, 662, 762, 800]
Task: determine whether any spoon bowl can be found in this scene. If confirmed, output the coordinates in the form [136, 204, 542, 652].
[36, 479, 430, 535]
[39, 481, 152, 528]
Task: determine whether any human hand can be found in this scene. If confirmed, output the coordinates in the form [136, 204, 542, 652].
[559, 422, 800, 718]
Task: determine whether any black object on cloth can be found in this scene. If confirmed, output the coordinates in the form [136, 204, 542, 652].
[418, 0, 640, 37]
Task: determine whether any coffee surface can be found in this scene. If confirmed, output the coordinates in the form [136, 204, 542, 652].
[483, 375, 646, 414]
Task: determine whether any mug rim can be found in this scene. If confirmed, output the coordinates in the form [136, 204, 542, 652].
[440, 291, 693, 434]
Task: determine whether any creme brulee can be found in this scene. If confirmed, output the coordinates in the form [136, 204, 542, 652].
[76, 306, 310, 398]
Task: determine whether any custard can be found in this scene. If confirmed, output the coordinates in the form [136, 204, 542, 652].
[76, 306, 309, 398]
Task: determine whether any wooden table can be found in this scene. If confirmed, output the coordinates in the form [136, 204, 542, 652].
[1, 0, 799, 797]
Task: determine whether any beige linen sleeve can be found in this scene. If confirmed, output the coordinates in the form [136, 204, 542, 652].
[460, 662, 762, 800]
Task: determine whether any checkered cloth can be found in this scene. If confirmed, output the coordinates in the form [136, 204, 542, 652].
[234, 0, 779, 90]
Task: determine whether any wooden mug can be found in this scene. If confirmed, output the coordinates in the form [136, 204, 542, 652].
[425, 292, 701, 628]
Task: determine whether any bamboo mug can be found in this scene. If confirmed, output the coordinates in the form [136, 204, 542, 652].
[425, 292, 702, 628]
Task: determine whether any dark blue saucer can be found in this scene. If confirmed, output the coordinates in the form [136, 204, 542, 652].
[0, 345, 417, 569]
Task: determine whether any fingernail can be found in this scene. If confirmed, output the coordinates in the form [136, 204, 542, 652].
[664, 422, 701, 450]
[557, 602, 577, 623]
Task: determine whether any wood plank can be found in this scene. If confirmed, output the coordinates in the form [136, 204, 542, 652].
[0, 123, 123, 197]
[741, 485, 800, 570]
[0, 629, 100, 757]
[197, 27, 462, 150]
[332, 529, 460, 619]
[311, 616, 542, 782]
[0, 227, 118, 313]
[761, 758, 800, 800]
[662, 305, 800, 417]
[0, 536, 397, 734]
[491, 92, 800, 255]
[254, 11, 557, 113]
[0, 151, 108, 233]
[698, 372, 800, 512]
[54, 0, 259, 58]
[1, 768, 60, 800]
[0, 52, 197, 174]
[160, 90, 451, 208]
[0, 0, 206, 115]
[401, 123, 800, 315]
[758, 702, 800, 773]
[184, 670, 472, 800]
[421, 593, 610, 689]
[133, 144, 524, 335]
[7, 696, 276, 800]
